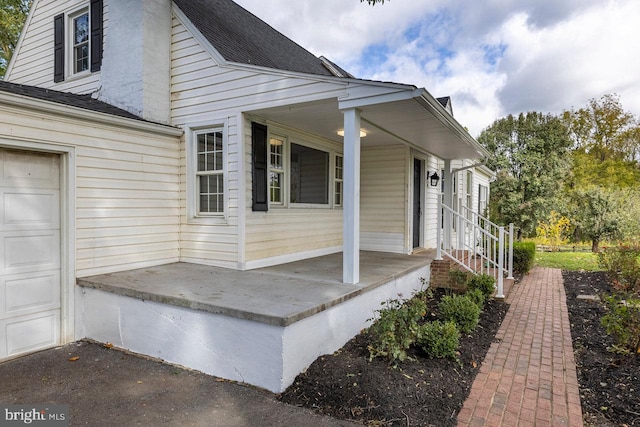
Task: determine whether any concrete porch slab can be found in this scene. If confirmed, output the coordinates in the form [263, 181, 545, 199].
[77, 250, 435, 327]
[74, 251, 436, 392]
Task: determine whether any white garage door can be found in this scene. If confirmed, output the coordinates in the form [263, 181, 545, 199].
[0, 149, 61, 360]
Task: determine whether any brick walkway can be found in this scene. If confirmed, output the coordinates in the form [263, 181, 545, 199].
[457, 267, 584, 427]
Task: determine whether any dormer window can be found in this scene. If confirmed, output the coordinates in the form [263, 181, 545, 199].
[72, 10, 90, 74]
[54, 1, 103, 83]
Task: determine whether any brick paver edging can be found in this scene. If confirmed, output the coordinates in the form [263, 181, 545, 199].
[457, 267, 583, 427]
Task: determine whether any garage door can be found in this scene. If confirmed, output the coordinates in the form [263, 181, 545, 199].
[0, 149, 61, 360]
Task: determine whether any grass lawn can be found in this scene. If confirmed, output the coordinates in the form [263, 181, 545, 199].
[535, 251, 602, 271]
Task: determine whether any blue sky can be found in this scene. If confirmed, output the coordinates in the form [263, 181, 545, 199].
[236, 0, 640, 137]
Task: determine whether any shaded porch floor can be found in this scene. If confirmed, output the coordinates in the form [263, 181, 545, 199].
[77, 250, 436, 327]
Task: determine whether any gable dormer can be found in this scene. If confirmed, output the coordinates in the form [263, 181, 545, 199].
[8, 0, 172, 124]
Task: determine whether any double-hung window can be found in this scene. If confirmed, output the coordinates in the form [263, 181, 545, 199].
[71, 10, 90, 74]
[335, 155, 343, 207]
[269, 136, 285, 204]
[54, 1, 103, 83]
[196, 129, 225, 215]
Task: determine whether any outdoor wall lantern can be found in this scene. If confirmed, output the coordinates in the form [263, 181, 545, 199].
[428, 171, 440, 187]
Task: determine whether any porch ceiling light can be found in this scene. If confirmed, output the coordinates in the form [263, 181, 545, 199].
[428, 171, 440, 187]
[337, 129, 367, 138]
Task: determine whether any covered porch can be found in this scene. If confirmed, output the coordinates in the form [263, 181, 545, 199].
[75, 251, 435, 392]
[247, 83, 490, 285]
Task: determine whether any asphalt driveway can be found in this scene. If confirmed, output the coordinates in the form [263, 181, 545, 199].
[0, 340, 359, 426]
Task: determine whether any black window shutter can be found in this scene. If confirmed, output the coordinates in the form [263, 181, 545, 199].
[90, 0, 103, 72]
[53, 13, 65, 82]
[252, 122, 268, 212]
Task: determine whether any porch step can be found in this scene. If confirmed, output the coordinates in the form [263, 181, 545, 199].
[429, 256, 514, 300]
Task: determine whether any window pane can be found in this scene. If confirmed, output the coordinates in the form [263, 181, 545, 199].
[270, 171, 282, 203]
[74, 44, 89, 73]
[199, 175, 223, 213]
[335, 181, 342, 206]
[74, 14, 89, 44]
[290, 143, 329, 204]
[197, 131, 223, 172]
[335, 156, 343, 180]
[215, 150, 222, 170]
[270, 137, 283, 169]
[198, 134, 206, 156]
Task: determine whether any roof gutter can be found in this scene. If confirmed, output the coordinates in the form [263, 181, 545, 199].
[452, 160, 487, 174]
[0, 91, 184, 137]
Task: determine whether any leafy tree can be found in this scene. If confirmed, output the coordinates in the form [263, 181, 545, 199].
[564, 94, 640, 163]
[570, 186, 620, 252]
[0, 0, 31, 78]
[611, 187, 640, 245]
[562, 94, 640, 249]
[478, 112, 572, 238]
[568, 151, 640, 190]
[536, 210, 571, 251]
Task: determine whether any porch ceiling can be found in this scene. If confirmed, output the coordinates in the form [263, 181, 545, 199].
[249, 93, 486, 160]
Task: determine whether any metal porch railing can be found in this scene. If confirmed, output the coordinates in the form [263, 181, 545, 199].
[436, 199, 514, 298]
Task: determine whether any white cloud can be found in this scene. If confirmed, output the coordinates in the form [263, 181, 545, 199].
[235, 0, 640, 138]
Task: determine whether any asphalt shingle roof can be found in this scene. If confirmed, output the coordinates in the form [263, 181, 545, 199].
[0, 80, 144, 120]
[173, 0, 337, 77]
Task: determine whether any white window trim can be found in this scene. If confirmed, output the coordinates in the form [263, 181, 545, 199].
[266, 125, 342, 210]
[186, 120, 229, 224]
[66, 6, 91, 80]
[334, 154, 343, 208]
[289, 140, 332, 209]
[268, 133, 287, 207]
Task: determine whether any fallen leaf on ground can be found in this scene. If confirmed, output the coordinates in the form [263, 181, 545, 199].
[103, 343, 114, 349]
[68, 356, 79, 361]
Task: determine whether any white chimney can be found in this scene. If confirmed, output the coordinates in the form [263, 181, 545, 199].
[97, 0, 171, 124]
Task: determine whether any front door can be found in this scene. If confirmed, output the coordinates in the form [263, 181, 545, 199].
[413, 158, 422, 248]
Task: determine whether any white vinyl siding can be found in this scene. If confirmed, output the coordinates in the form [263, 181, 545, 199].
[360, 145, 407, 253]
[170, 16, 349, 267]
[7, 0, 105, 94]
[0, 103, 180, 278]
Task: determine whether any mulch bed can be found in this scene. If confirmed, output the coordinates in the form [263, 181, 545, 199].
[279, 288, 509, 426]
[563, 271, 640, 427]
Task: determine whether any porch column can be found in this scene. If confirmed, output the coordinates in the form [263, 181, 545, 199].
[443, 159, 453, 250]
[342, 108, 361, 284]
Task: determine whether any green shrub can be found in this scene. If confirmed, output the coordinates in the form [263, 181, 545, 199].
[448, 269, 471, 289]
[512, 241, 536, 275]
[468, 274, 496, 298]
[417, 321, 460, 359]
[600, 293, 640, 354]
[597, 245, 640, 295]
[438, 294, 481, 334]
[465, 288, 486, 308]
[367, 297, 427, 363]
